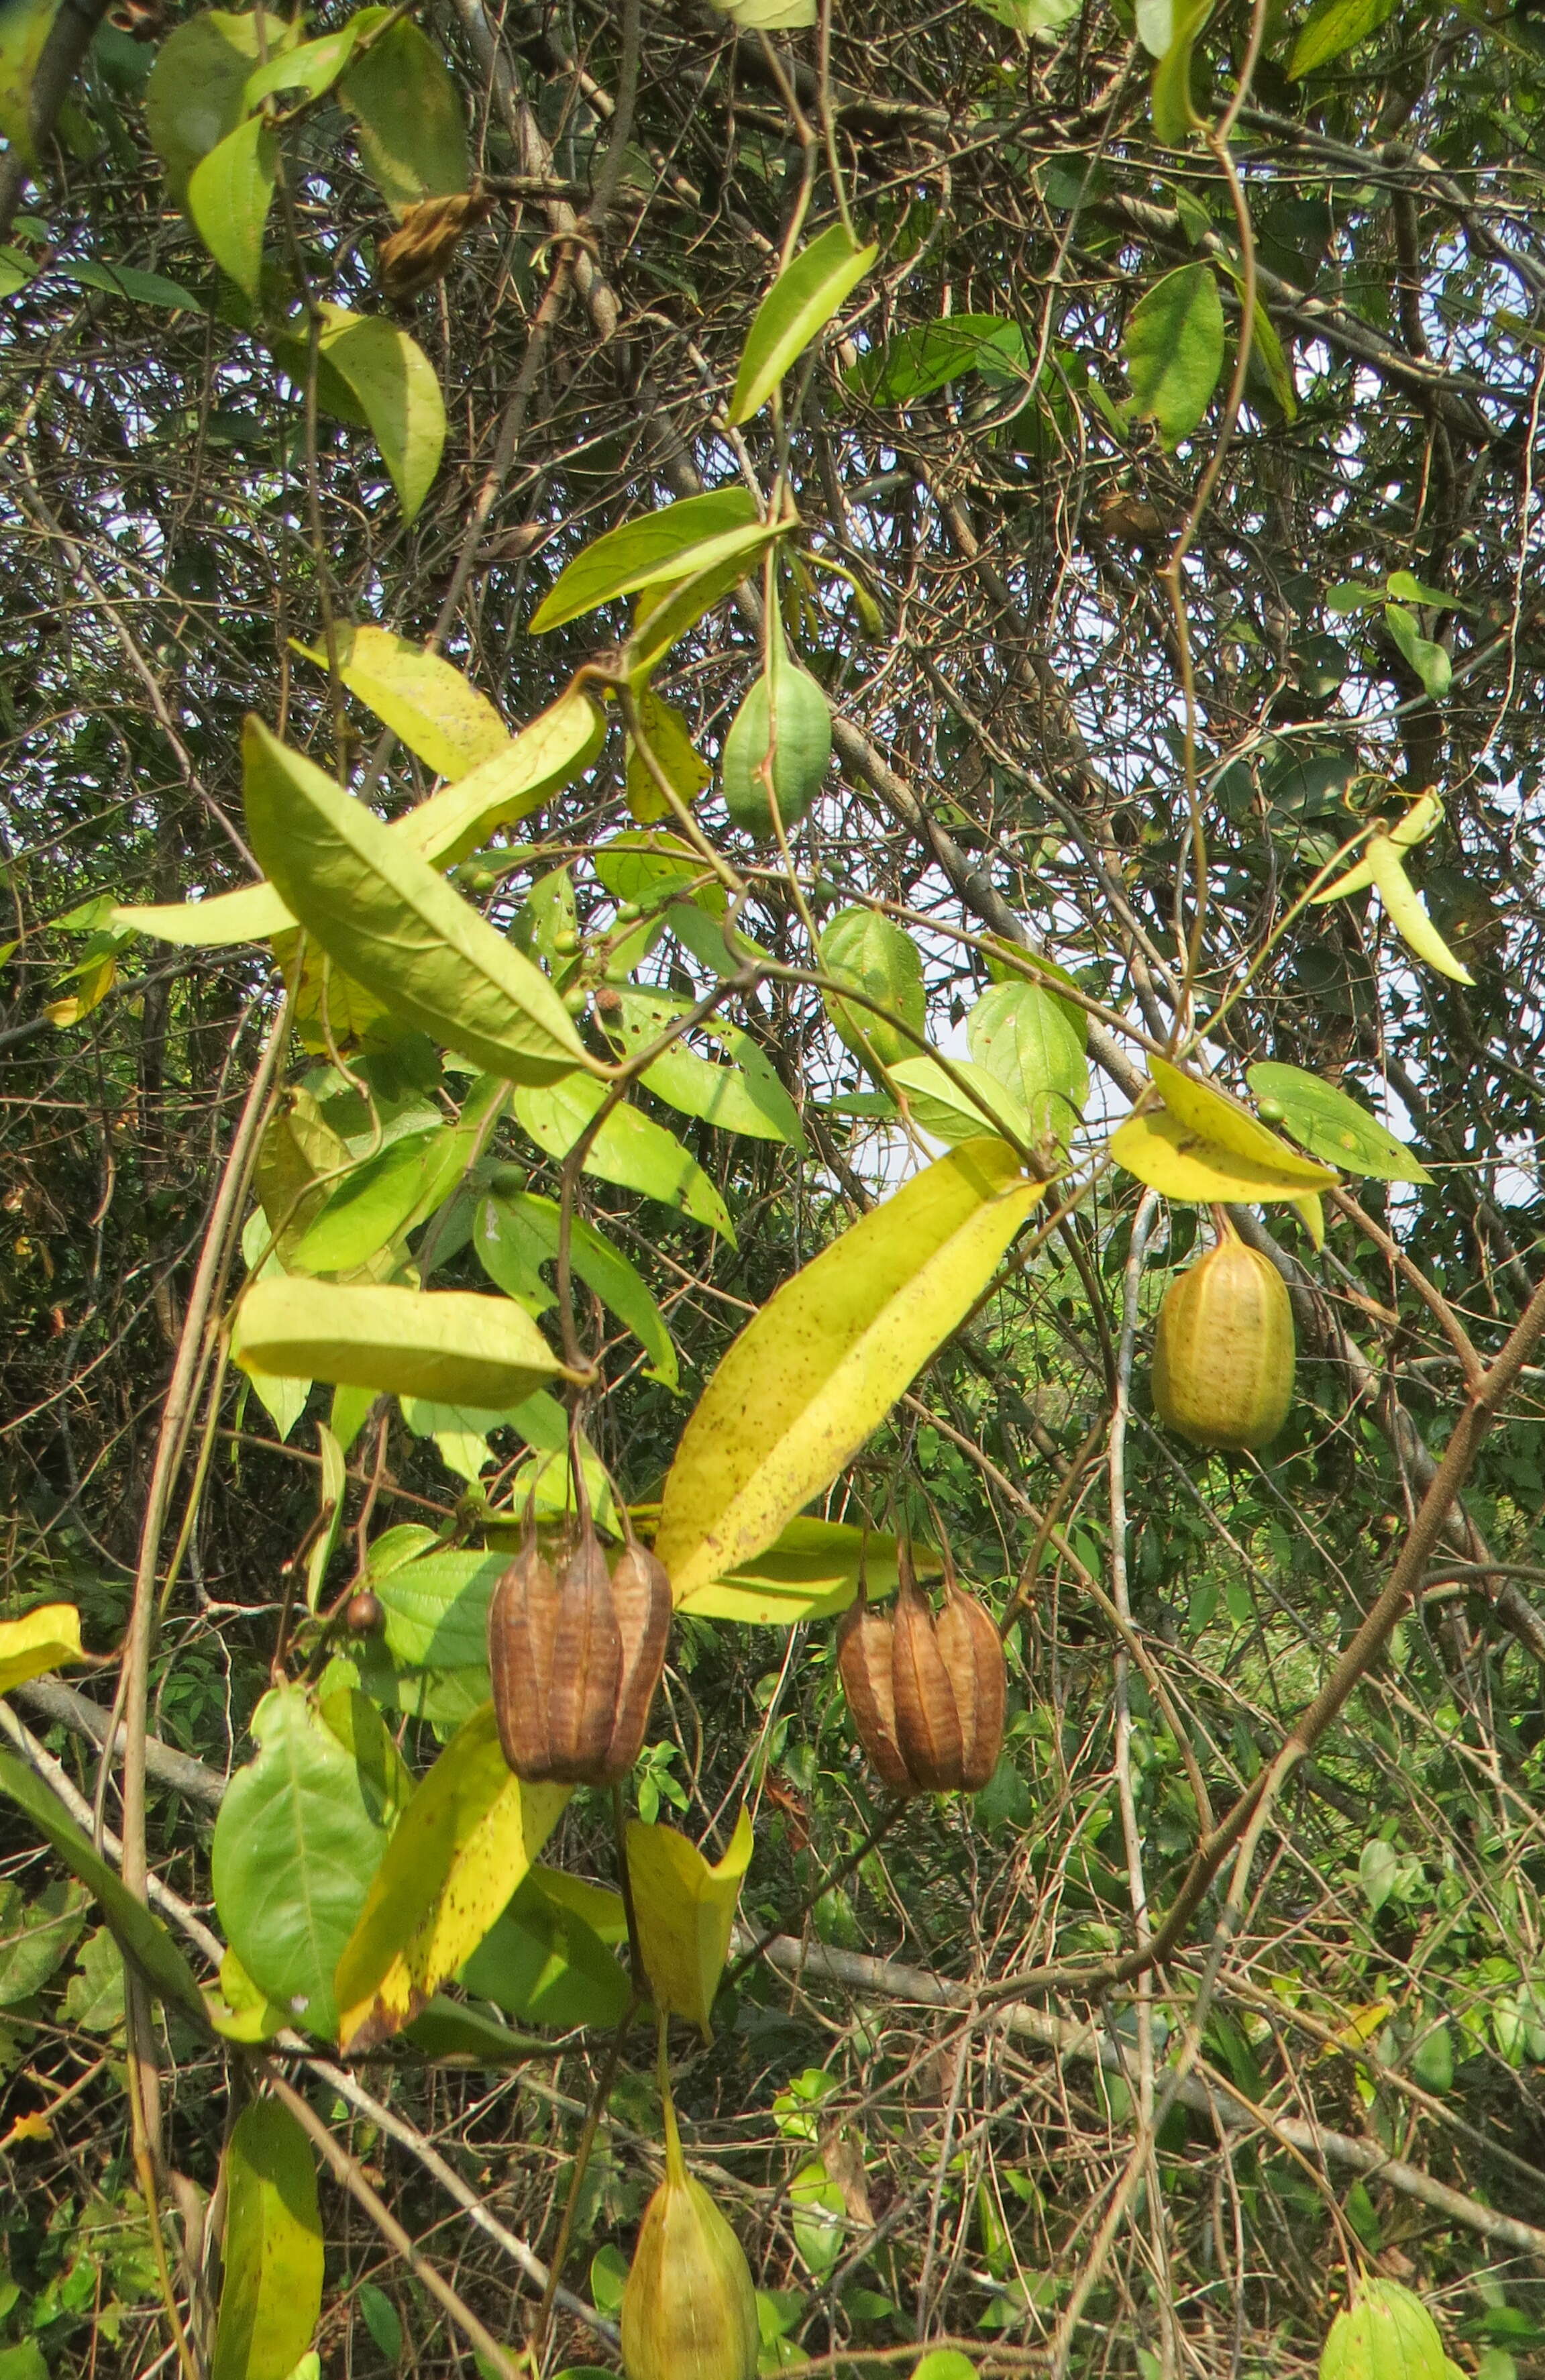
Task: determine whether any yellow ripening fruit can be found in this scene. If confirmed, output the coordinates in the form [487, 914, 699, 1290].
[621, 2132, 759, 2380]
[1151, 1233, 1295, 1451]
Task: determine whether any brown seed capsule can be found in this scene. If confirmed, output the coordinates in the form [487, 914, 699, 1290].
[344, 1590, 384, 1637]
[837, 1546, 1006, 1796]
[377, 190, 496, 302]
[488, 1519, 670, 1787]
[1151, 1229, 1295, 1451]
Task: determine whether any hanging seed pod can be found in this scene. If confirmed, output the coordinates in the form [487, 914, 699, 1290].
[488, 1518, 670, 1786]
[377, 190, 496, 301]
[837, 1546, 1006, 1795]
[621, 2065, 759, 2380]
[1151, 1225, 1295, 1451]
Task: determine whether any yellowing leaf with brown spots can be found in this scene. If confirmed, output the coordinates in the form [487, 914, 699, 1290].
[654, 1140, 1043, 1614]
[333, 1703, 568, 2050]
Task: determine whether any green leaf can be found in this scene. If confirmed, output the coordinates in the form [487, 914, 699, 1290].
[212, 2102, 325, 2380]
[0, 1600, 84, 1692]
[729, 223, 877, 427]
[625, 691, 710, 823]
[0, 244, 33, 295]
[356, 2282, 404, 2365]
[529, 490, 761, 632]
[1386, 569, 1473, 613]
[211, 1686, 390, 2037]
[1320, 2279, 1446, 2380]
[117, 689, 604, 950]
[655, 1139, 1043, 1611]
[1383, 603, 1452, 699]
[1124, 263, 1225, 445]
[311, 309, 445, 522]
[63, 258, 203, 310]
[1151, 0, 1212, 140]
[333, 1704, 568, 2049]
[145, 8, 300, 199]
[0, 1879, 86, 2004]
[187, 112, 275, 297]
[1358, 1836, 1399, 1914]
[967, 979, 1087, 1147]
[459, 1871, 631, 2029]
[890, 1055, 1032, 1149]
[625, 531, 791, 687]
[710, 0, 815, 23]
[62, 1926, 125, 2034]
[242, 23, 365, 110]
[290, 1125, 469, 1274]
[0, 1750, 207, 2022]
[242, 717, 592, 1084]
[0, 0, 64, 169]
[1289, 0, 1397, 75]
[912, 2357, 979, 2380]
[339, 14, 470, 213]
[604, 990, 808, 1151]
[1411, 2020, 1454, 2093]
[818, 907, 926, 1074]
[1246, 1062, 1432, 1182]
[845, 316, 1025, 405]
[475, 1190, 680, 1387]
[512, 1074, 736, 1241]
[232, 1278, 572, 1406]
[402, 1993, 546, 2063]
[297, 624, 510, 782]
[627, 1807, 752, 2033]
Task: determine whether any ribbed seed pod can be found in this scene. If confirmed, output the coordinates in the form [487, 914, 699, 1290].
[1151, 1230, 1295, 1451]
[837, 1548, 1006, 1795]
[377, 191, 496, 301]
[621, 2077, 759, 2380]
[488, 1521, 670, 1786]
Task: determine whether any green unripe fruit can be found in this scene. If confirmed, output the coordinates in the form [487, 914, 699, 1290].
[721, 650, 831, 841]
[621, 2120, 759, 2380]
[1257, 1094, 1287, 1124]
[1151, 1233, 1295, 1451]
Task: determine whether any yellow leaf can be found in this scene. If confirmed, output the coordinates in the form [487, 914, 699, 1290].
[231, 1278, 574, 1406]
[1322, 1998, 1393, 2056]
[680, 1517, 941, 1625]
[655, 1141, 1043, 1612]
[204, 1947, 288, 2043]
[1149, 1056, 1338, 1182]
[1291, 1193, 1326, 1250]
[627, 1808, 753, 2034]
[44, 954, 116, 1027]
[2, 2111, 53, 2149]
[1111, 1110, 1337, 1202]
[334, 1703, 568, 2049]
[1365, 840, 1475, 984]
[0, 1602, 85, 1694]
[294, 623, 509, 782]
[1112, 1055, 1338, 1204]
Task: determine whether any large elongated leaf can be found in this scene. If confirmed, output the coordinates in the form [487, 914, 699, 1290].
[460, 1871, 631, 2029]
[232, 1279, 571, 1405]
[729, 224, 877, 427]
[846, 316, 1025, 406]
[117, 686, 604, 949]
[1124, 264, 1224, 446]
[212, 2102, 325, 2380]
[678, 1516, 939, 1624]
[242, 23, 366, 110]
[186, 113, 275, 299]
[476, 1190, 680, 1386]
[513, 1076, 735, 1240]
[333, 1703, 568, 2049]
[890, 1055, 1032, 1149]
[242, 717, 593, 1083]
[818, 906, 927, 1074]
[297, 625, 509, 781]
[290, 1121, 478, 1275]
[211, 1687, 390, 2038]
[0, 1751, 205, 2021]
[529, 490, 761, 632]
[1246, 1062, 1432, 1183]
[627, 1809, 753, 2033]
[654, 1140, 1043, 1610]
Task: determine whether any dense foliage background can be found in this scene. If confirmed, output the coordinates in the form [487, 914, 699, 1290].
[3, 0, 1545, 2371]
